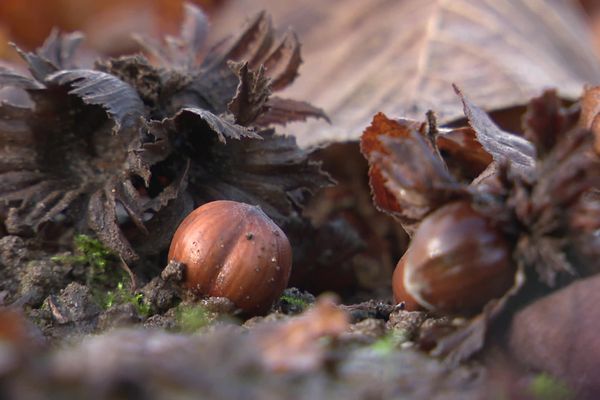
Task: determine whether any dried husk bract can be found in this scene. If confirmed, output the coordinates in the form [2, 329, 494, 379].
[361, 86, 600, 362]
[0, 3, 333, 263]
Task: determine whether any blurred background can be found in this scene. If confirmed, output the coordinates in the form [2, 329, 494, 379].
[2, 0, 599, 149]
[1, 0, 598, 58]
[0, 0, 222, 58]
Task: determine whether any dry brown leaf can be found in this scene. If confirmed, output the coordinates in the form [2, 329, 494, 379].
[454, 85, 536, 176]
[436, 126, 492, 180]
[522, 89, 570, 157]
[508, 273, 600, 398]
[256, 295, 349, 373]
[360, 113, 420, 222]
[578, 86, 600, 154]
[360, 112, 468, 232]
[212, 0, 600, 147]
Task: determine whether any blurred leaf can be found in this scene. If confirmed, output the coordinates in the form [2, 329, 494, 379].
[578, 85, 600, 154]
[134, 2, 209, 69]
[256, 295, 349, 372]
[523, 90, 570, 157]
[0, 0, 222, 55]
[212, 0, 600, 147]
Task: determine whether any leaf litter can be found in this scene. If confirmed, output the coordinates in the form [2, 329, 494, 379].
[1, 1, 600, 399]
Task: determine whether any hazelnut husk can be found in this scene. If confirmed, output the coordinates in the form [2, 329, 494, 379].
[168, 200, 292, 314]
[393, 201, 515, 315]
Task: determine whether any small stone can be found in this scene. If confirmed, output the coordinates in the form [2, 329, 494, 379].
[386, 310, 427, 340]
[348, 318, 386, 340]
[18, 260, 72, 307]
[199, 297, 238, 314]
[97, 303, 141, 331]
[139, 276, 180, 314]
[161, 261, 185, 282]
[43, 282, 101, 324]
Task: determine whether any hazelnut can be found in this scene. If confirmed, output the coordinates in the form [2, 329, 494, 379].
[393, 201, 515, 314]
[168, 200, 292, 314]
[391, 256, 423, 311]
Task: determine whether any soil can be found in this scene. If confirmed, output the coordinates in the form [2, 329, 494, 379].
[0, 233, 547, 400]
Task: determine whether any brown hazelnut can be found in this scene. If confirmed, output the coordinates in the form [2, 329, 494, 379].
[168, 200, 292, 314]
[391, 255, 423, 311]
[392, 201, 515, 314]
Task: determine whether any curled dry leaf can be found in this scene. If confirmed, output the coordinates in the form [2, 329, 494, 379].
[579, 86, 600, 155]
[436, 126, 492, 181]
[256, 295, 349, 372]
[254, 97, 329, 127]
[227, 61, 271, 126]
[454, 85, 535, 176]
[360, 112, 466, 233]
[45, 69, 145, 133]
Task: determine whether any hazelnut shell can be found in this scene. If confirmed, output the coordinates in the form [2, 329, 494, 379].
[399, 201, 515, 314]
[392, 256, 423, 311]
[168, 200, 292, 314]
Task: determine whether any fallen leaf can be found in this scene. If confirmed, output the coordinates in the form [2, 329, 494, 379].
[508, 274, 600, 398]
[454, 85, 536, 176]
[578, 86, 600, 154]
[256, 295, 349, 372]
[436, 126, 492, 181]
[360, 112, 466, 232]
[212, 0, 600, 147]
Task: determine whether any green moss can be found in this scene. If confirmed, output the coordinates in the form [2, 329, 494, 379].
[279, 293, 309, 311]
[51, 234, 118, 287]
[529, 373, 573, 400]
[52, 234, 149, 315]
[105, 281, 151, 317]
[176, 304, 213, 333]
[368, 330, 410, 356]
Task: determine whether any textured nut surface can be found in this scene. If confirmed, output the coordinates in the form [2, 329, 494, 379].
[168, 201, 292, 314]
